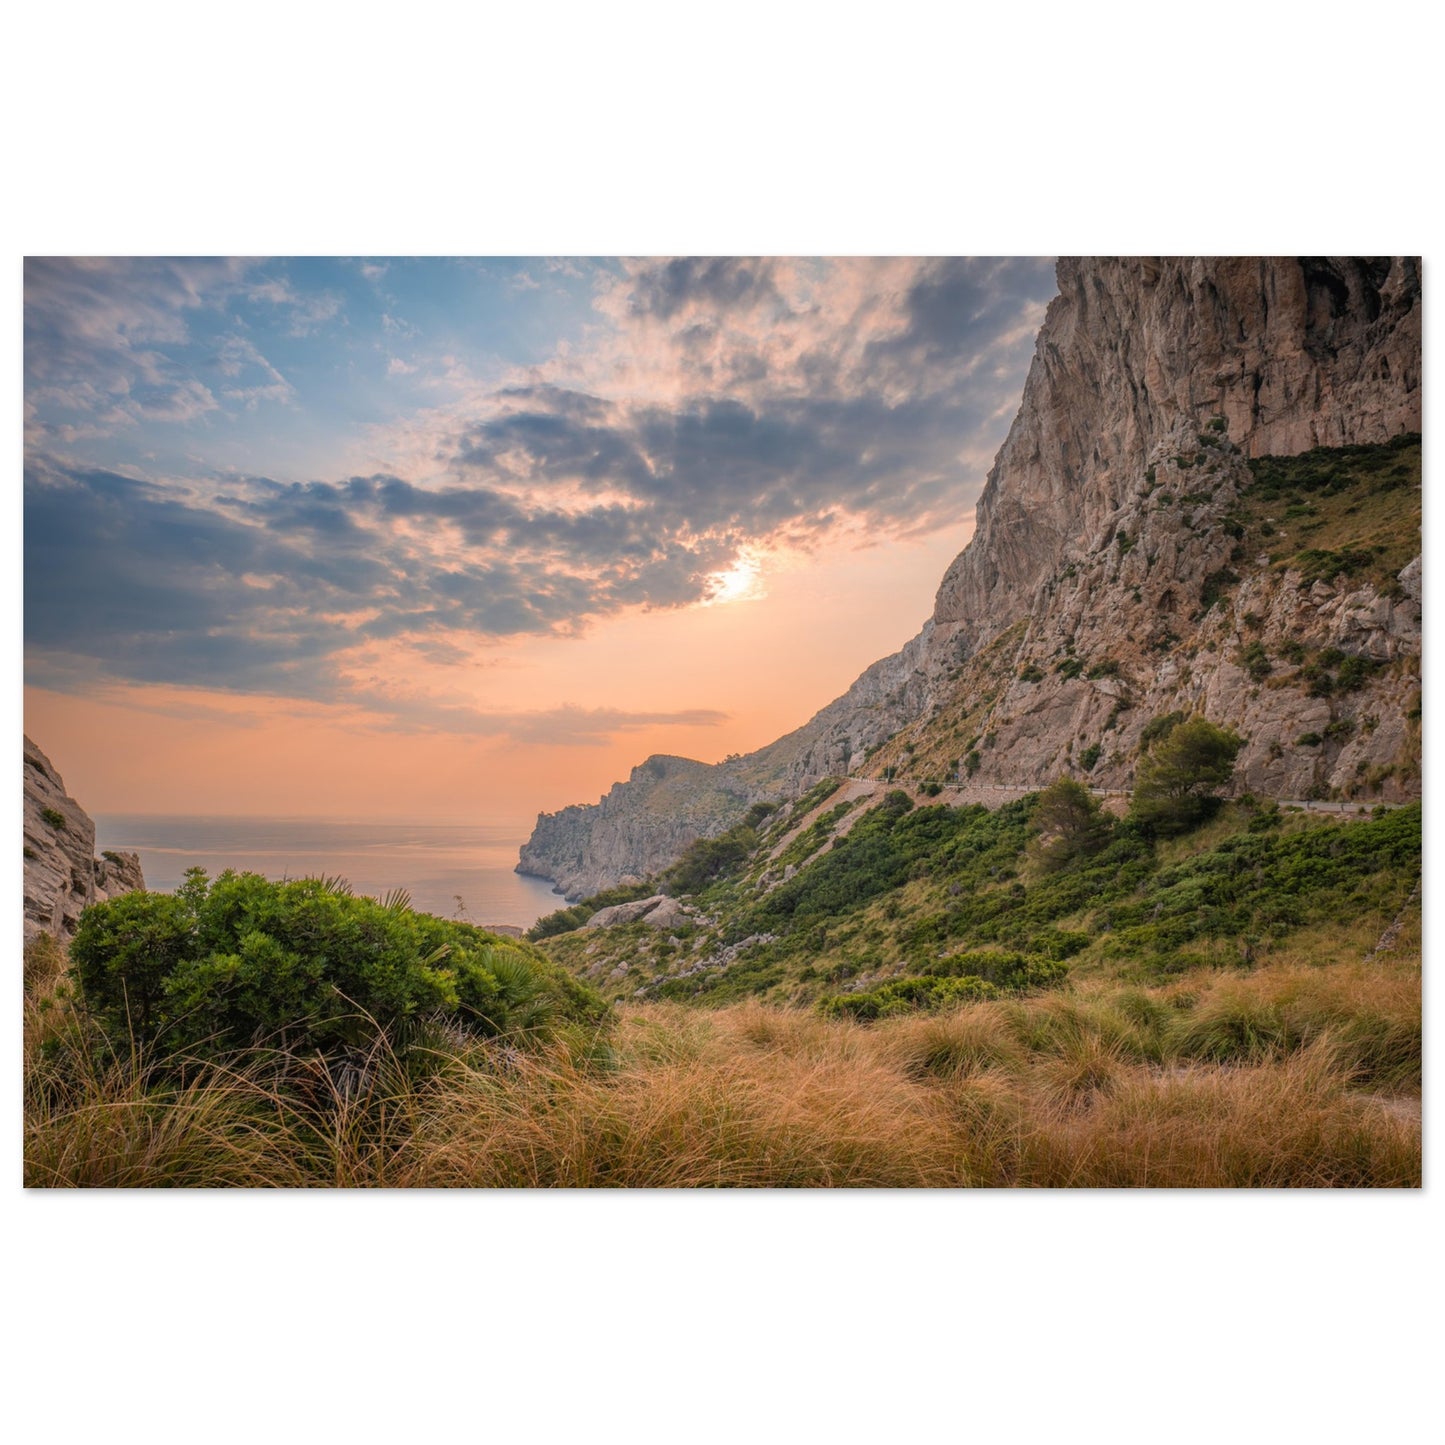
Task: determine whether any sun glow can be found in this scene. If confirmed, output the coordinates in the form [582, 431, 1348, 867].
[704, 554, 765, 605]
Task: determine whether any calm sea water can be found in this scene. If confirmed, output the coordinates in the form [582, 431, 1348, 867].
[92, 815, 565, 931]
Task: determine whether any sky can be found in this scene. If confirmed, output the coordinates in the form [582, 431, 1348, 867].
[24, 256, 1059, 825]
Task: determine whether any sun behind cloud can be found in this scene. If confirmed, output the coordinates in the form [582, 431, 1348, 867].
[703, 554, 766, 605]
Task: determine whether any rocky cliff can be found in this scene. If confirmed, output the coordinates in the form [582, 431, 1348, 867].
[930, 256, 1421, 658]
[518, 754, 756, 901]
[24, 736, 145, 942]
[518, 258, 1422, 898]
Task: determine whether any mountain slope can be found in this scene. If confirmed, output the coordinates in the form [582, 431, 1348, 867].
[518, 257, 1422, 898]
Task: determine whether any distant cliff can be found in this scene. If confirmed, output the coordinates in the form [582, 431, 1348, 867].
[518, 258, 1422, 897]
[24, 736, 145, 942]
[518, 755, 756, 901]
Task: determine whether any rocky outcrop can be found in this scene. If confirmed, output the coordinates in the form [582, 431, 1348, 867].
[518, 755, 759, 901]
[583, 894, 698, 930]
[519, 258, 1422, 896]
[931, 256, 1421, 659]
[24, 736, 145, 942]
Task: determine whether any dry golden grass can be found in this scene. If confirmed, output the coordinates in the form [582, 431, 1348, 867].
[24, 941, 1420, 1188]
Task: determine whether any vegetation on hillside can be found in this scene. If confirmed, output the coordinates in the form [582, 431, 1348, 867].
[535, 745, 1419, 1013]
[1235, 432, 1421, 596]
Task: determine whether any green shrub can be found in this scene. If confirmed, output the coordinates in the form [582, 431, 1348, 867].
[1200, 567, 1241, 612]
[1294, 548, 1375, 586]
[1029, 928, 1091, 961]
[921, 950, 1067, 991]
[1139, 711, 1187, 750]
[1239, 642, 1272, 681]
[817, 975, 1001, 1022]
[663, 822, 760, 895]
[41, 807, 67, 831]
[1079, 743, 1103, 771]
[529, 881, 656, 939]
[72, 869, 607, 1061]
[1336, 654, 1379, 692]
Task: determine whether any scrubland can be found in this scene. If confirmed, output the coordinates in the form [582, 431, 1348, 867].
[25, 920, 1419, 1188]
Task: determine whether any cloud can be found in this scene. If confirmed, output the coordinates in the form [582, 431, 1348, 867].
[215, 334, 296, 408]
[25, 257, 1060, 732]
[624, 257, 785, 322]
[24, 257, 314, 444]
[245, 276, 344, 336]
[358, 698, 731, 745]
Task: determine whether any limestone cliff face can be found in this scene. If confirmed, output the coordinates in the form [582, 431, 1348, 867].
[931, 256, 1421, 658]
[519, 258, 1422, 897]
[24, 736, 145, 942]
[518, 755, 757, 901]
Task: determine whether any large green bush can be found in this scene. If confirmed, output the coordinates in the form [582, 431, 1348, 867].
[71, 868, 608, 1059]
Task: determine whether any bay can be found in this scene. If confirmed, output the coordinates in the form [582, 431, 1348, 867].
[93, 815, 565, 931]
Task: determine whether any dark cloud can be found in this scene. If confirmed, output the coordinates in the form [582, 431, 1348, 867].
[870, 256, 1056, 365]
[626, 257, 784, 321]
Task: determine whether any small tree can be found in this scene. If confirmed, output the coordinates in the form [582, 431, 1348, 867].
[1030, 777, 1109, 872]
[1131, 717, 1243, 835]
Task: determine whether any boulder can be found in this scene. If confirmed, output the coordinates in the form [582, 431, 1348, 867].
[585, 894, 668, 929]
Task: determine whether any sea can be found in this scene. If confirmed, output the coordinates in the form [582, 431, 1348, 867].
[91, 815, 566, 932]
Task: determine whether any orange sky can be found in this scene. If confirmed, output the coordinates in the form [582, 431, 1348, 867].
[24, 519, 974, 825]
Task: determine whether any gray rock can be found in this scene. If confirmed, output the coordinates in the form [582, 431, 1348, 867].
[585, 894, 669, 929]
[24, 736, 146, 943]
[639, 896, 693, 930]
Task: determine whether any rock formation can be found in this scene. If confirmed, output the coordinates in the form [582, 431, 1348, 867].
[931, 256, 1421, 660]
[583, 894, 697, 930]
[24, 735, 145, 942]
[518, 755, 755, 901]
[519, 258, 1422, 899]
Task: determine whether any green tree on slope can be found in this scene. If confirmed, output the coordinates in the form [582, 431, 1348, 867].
[1029, 777, 1110, 872]
[1131, 717, 1243, 836]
